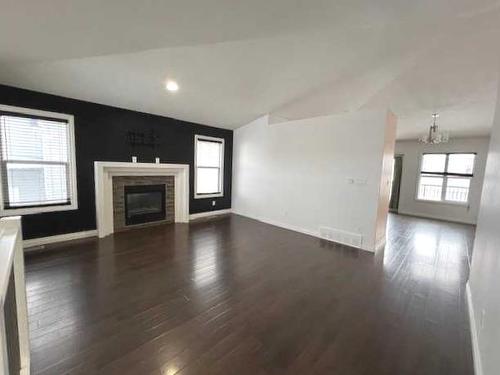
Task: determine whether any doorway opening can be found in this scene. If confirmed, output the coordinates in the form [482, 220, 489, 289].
[390, 155, 403, 212]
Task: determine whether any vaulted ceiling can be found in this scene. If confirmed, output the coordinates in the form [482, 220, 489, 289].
[1, 0, 499, 139]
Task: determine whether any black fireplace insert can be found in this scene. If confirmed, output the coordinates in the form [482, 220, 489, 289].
[124, 184, 166, 225]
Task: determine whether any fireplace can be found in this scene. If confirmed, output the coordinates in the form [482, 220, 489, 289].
[124, 184, 166, 225]
[96, 162, 186, 237]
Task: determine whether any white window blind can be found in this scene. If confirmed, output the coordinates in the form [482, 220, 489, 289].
[0, 109, 76, 212]
[195, 135, 224, 198]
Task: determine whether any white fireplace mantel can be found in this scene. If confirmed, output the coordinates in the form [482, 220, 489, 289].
[94, 161, 190, 238]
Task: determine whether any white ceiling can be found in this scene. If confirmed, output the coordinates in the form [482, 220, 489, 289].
[1, 0, 499, 139]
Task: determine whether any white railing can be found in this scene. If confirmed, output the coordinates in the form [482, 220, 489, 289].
[419, 184, 469, 203]
[0, 217, 29, 375]
[445, 185, 469, 202]
[419, 184, 442, 201]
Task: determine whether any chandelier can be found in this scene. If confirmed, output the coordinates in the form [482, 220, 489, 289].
[419, 113, 449, 144]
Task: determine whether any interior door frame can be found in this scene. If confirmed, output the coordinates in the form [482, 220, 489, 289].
[390, 154, 404, 213]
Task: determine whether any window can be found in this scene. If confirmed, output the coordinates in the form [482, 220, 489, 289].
[417, 153, 475, 204]
[194, 135, 224, 198]
[0, 105, 77, 215]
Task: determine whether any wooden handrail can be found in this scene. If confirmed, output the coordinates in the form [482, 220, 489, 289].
[0, 217, 30, 375]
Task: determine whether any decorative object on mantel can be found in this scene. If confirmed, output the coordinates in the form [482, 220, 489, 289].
[155, 157, 160, 164]
[132, 156, 138, 163]
[419, 113, 449, 144]
[126, 129, 160, 149]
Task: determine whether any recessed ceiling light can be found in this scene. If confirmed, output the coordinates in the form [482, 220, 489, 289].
[165, 80, 179, 92]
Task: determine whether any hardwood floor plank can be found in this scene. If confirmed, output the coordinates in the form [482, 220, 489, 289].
[25, 214, 474, 374]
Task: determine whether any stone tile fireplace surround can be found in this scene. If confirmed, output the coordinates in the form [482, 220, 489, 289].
[112, 176, 175, 231]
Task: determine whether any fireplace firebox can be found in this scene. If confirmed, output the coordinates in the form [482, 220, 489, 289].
[124, 184, 166, 225]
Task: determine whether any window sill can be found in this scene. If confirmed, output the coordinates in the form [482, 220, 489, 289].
[414, 198, 469, 207]
[0, 203, 78, 216]
[194, 193, 223, 199]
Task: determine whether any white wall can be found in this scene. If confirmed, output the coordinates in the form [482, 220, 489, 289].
[468, 82, 500, 375]
[232, 111, 394, 252]
[394, 138, 489, 224]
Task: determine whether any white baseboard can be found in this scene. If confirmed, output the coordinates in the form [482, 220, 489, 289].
[24, 210, 233, 249]
[189, 208, 232, 220]
[236, 211, 319, 238]
[23, 230, 98, 250]
[375, 236, 386, 252]
[232, 210, 373, 252]
[466, 282, 483, 375]
[397, 211, 475, 225]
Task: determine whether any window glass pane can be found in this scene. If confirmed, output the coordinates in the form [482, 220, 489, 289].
[418, 175, 443, 201]
[196, 167, 220, 194]
[196, 140, 221, 167]
[6, 163, 68, 206]
[1, 116, 68, 162]
[445, 177, 470, 203]
[0, 113, 72, 209]
[447, 154, 475, 175]
[421, 154, 446, 173]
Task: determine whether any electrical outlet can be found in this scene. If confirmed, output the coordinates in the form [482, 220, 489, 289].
[212, 200, 216, 206]
[355, 178, 367, 185]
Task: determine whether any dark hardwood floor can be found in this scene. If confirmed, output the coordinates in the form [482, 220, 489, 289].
[25, 213, 474, 375]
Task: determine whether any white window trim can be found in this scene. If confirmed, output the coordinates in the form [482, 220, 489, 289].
[0, 104, 78, 216]
[414, 152, 474, 207]
[194, 134, 224, 199]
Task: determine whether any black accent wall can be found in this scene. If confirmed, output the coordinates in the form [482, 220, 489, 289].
[0, 84, 233, 239]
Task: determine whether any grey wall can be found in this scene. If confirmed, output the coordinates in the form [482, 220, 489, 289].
[394, 137, 489, 224]
[469, 87, 500, 374]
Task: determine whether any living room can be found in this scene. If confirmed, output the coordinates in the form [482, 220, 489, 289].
[1, 1, 500, 375]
